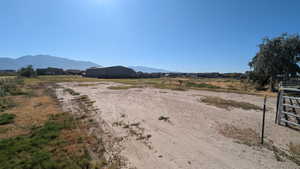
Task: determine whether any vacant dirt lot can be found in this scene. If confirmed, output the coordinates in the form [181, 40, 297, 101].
[58, 82, 300, 169]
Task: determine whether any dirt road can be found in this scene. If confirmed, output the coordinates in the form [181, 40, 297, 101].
[57, 82, 300, 169]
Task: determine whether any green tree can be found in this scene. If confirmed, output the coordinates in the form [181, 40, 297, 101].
[249, 33, 300, 90]
[17, 65, 36, 78]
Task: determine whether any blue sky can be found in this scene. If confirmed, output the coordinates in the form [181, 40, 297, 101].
[0, 0, 299, 72]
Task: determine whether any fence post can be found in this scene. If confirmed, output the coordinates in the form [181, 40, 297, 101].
[261, 96, 267, 145]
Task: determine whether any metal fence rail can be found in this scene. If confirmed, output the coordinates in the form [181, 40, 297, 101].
[276, 88, 300, 128]
[279, 80, 300, 88]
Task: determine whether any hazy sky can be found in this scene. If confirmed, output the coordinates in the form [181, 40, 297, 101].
[0, 0, 299, 72]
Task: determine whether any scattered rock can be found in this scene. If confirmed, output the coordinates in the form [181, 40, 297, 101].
[123, 124, 130, 129]
[158, 116, 170, 122]
[130, 122, 140, 127]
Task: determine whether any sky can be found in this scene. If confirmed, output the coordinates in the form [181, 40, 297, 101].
[0, 0, 299, 73]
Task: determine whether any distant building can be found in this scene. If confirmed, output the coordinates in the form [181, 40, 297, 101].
[0, 70, 16, 73]
[65, 69, 82, 75]
[136, 72, 162, 78]
[36, 67, 65, 75]
[0, 70, 16, 76]
[85, 66, 137, 78]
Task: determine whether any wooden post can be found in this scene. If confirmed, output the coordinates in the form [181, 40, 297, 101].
[261, 96, 267, 145]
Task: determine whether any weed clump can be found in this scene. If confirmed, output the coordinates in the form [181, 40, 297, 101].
[0, 78, 25, 96]
[0, 98, 15, 112]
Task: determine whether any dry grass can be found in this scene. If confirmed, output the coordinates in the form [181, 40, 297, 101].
[219, 124, 260, 146]
[77, 83, 100, 87]
[219, 124, 300, 166]
[24, 75, 103, 85]
[0, 89, 62, 139]
[107, 85, 143, 90]
[23, 75, 276, 96]
[200, 96, 262, 111]
[289, 143, 300, 160]
[0, 80, 114, 168]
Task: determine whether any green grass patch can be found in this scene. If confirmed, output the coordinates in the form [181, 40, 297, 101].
[201, 96, 262, 111]
[0, 121, 62, 168]
[0, 113, 16, 125]
[0, 113, 92, 169]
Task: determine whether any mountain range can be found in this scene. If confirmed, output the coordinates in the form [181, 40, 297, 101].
[0, 55, 171, 73]
[0, 55, 100, 70]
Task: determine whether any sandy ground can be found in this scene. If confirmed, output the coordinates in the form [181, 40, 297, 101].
[57, 82, 300, 169]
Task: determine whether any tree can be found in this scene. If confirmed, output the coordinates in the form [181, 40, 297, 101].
[249, 33, 300, 90]
[17, 65, 36, 78]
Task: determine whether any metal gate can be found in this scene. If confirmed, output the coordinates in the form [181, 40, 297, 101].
[276, 88, 300, 128]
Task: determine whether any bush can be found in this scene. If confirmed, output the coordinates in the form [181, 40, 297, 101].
[17, 65, 36, 78]
[0, 113, 16, 125]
